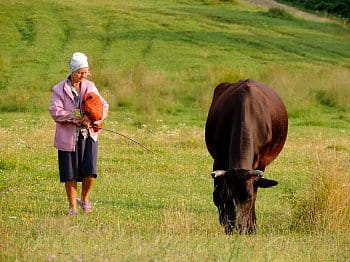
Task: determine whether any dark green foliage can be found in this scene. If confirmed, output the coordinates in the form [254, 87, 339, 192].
[315, 90, 337, 108]
[0, 160, 14, 171]
[266, 7, 294, 20]
[16, 17, 36, 45]
[278, 0, 350, 19]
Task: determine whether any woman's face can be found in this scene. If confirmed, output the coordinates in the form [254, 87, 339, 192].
[71, 67, 89, 84]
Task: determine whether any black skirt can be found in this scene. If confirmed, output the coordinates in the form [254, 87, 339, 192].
[58, 133, 98, 183]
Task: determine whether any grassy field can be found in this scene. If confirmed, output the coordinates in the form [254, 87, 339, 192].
[1, 0, 350, 261]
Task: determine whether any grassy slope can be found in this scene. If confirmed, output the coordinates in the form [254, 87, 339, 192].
[0, 0, 350, 261]
[0, 0, 350, 118]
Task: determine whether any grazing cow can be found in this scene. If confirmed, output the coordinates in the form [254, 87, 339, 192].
[205, 79, 288, 234]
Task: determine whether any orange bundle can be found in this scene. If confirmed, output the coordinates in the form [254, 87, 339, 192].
[82, 92, 103, 131]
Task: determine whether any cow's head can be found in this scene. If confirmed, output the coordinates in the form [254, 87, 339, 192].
[211, 169, 277, 234]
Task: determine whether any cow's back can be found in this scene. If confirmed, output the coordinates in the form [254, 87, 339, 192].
[205, 79, 288, 171]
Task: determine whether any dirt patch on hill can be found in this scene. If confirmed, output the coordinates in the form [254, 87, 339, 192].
[241, 0, 333, 23]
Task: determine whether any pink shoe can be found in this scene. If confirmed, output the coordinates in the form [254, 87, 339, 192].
[68, 209, 78, 216]
[77, 198, 93, 213]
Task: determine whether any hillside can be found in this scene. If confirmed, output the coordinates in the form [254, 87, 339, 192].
[0, 0, 349, 123]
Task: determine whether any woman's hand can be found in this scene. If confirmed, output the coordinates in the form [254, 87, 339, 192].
[69, 118, 83, 126]
[68, 109, 83, 126]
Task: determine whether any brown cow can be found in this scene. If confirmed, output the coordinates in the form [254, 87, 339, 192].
[205, 79, 288, 234]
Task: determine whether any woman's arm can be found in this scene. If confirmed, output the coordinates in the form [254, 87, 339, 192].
[49, 89, 76, 123]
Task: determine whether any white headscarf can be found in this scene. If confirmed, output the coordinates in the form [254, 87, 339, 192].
[69, 52, 89, 73]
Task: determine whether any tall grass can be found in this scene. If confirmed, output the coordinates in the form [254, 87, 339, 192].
[291, 147, 350, 233]
[258, 65, 350, 120]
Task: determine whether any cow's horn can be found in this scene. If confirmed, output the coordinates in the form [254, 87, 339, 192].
[211, 170, 226, 178]
[249, 170, 264, 177]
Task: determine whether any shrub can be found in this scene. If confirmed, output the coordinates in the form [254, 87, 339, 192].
[267, 7, 294, 20]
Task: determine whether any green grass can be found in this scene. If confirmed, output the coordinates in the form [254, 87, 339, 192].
[1, 0, 350, 260]
[0, 113, 349, 261]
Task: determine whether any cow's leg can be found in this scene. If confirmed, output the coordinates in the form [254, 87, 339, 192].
[213, 160, 227, 226]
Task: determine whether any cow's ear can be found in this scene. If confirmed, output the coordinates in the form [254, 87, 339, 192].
[254, 178, 278, 188]
[211, 170, 226, 178]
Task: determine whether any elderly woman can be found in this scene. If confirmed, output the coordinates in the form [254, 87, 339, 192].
[49, 52, 109, 215]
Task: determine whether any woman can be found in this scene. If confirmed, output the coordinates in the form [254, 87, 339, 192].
[49, 52, 109, 215]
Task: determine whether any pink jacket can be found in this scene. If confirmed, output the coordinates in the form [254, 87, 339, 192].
[49, 79, 109, 151]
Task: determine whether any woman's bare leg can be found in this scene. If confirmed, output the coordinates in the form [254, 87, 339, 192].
[65, 180, 77, 210]
[81, 176, 95, 203]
